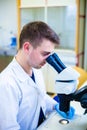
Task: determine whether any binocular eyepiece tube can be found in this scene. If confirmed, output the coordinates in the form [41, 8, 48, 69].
[46, 53, 66, 73]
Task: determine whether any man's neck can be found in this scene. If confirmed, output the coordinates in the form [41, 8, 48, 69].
[15, 51, 32, 76]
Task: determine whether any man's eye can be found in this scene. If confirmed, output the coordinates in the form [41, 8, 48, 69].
[42, 54, 47, 56]
[42, 52, 50, 56]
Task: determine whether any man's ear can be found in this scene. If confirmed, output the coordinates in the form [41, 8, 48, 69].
[23, 42, 31, 52]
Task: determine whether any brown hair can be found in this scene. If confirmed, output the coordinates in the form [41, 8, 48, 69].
[19, 21, 60, 48]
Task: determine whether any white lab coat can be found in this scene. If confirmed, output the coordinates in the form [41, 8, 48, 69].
[0, 58, 57, 130]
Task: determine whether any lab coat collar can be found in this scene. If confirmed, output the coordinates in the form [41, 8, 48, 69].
[11, 57, 32, 82]
[11, 58, 45, 98]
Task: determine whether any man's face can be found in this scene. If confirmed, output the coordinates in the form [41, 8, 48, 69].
[28, 39, 55, 69]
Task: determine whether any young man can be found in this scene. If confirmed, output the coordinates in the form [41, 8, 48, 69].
[0, 21, 74, 130]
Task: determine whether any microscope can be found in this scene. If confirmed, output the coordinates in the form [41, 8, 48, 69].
[46, 53, 87, 114]
[37, 53, 87, 130]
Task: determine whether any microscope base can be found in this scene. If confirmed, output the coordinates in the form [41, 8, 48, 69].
[37, 111, 87, 130]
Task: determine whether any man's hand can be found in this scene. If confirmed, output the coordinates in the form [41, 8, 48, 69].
[55, 104, 75, 119]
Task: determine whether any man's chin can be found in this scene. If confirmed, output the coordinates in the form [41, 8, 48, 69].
[34, 65, 42, 69]
[34, 63, 45, 69]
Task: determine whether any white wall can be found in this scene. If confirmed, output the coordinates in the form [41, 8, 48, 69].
[0, 0, 17, 47]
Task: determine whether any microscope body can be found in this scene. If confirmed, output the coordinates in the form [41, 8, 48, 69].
[46, 53, 87, 113]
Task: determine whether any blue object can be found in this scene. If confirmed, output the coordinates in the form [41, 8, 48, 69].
[46, 53, 66, 73]
[53, 95, 59, 102]
[10, 37, 17, 46]
[55, 104, 75, 119]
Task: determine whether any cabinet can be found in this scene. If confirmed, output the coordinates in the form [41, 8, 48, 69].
[17, 0, 78, 93]
[17, 0, 77, 50]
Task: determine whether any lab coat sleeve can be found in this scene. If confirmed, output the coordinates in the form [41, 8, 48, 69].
[44, 94, 58, 114]
[34, 69, 58, 114]
[0, 80, 21, 130]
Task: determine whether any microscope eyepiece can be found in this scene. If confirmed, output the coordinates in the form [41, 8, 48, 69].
[46, 53, 66, 73]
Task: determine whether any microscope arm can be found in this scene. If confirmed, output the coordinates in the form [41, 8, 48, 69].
[57, 85, 87, 113]
[73, 85, 87, 109]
